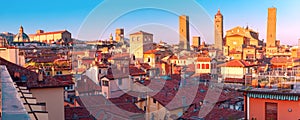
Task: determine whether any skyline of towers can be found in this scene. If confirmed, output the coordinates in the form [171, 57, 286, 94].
[214, 9, 224, 50]
[266, 7, 277, 47]
[179, 15, 190, 51]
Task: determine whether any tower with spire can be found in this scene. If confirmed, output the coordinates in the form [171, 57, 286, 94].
[109, 33, 113, 44]
[19, 25, 24, 33]
[13, 25, 30, 42]
[214, 9, 224, 51]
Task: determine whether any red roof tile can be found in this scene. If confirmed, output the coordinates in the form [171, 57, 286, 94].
[144, 49, 161, 54]
[109, 93, 145, 113]
[129, 31, 153, 35]
[109, 53, 130, 60]
[169, 55, 178, 60]
[196, 57, 211, 62]
[204, 106, 244, 120]
[139, 63, 151, 70]
[129, 66, 146, 76]
[65, 106, 95, 120]
[224, 78, 245, 84]
[96, 63, 108, 68]
[0, 57, 69, 88]
[29, 30, 69, 36]
[76, 75, 101, 94]
[53, 74, 74, 85]
[218, 60, 252, 67]
[78, 95, 145, 119]
[29, 56, 61, 63]
[270, 57, 293, 64]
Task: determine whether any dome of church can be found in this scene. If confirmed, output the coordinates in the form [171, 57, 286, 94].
[13, 26, 30, 42]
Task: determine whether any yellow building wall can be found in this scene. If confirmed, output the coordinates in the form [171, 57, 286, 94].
[229, 53, 243, 60]
[226, 26, 260, 47]
[226, 36, 245, 52]
[46, 34, 54, 41]
[144, 54, 155, 68]
[54, 34, 62, 41]
[291, 48, 298, 58]
[249, 39, 258, 46]
[29, 32, 71, 43]
[243, 48, 256, 60]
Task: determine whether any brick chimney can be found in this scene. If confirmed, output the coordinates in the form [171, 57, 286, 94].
[38, 68, 44, 82]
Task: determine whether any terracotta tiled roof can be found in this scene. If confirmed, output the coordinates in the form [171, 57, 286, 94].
[224, 78, 245, 84]
[109, 53, 130, 60]
[76, 75, 101, 93]
[270, 57, 293, 64]
[53, 74, 74, 85]
[144, 49, 161, 54]
[218, 60, 252, 67]
[191, 73, 211, 80]
[0, 57, 69, 88]
[179, 88, 243, 119]
[101, 68, 129, 80]
[196, 57, 211, 62]
[204, 106, 244, 120]
[101, 66, 146, 79]
[169, 55, 178, 60]
[29, 30, 69, 36]
[129, 31, 153, 35]
[78, 95, 145, 119]
[129, 66, 146, 76]
[29, 56, 60, 63]
[96, 63, 108, 68]
[226, 34, 247, 37]
[109, 93, 145, 113]
[139, 63, 151, 70]
[65, 106, 95, 120]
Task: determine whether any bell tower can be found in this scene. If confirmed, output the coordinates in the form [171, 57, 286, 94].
[214, 9, 224, 50]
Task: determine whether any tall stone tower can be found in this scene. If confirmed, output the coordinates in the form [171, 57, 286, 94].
[129, 31, 153, 60]
[266, 7, 277, 47]
[115, 28, 124, 42]
[179, 15, 190, 50]
[192, 36, 201, 48]
[214, 9, 224, 50]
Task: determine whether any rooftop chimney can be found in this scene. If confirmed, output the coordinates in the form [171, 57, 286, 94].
[36, 30, 44, 34]
[38, 69, 44, 82]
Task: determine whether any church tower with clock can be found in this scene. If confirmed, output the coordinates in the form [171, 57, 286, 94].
[214, 9, 224, 50]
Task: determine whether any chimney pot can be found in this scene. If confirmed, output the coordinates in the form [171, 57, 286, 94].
[38, 69, 44, 82]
